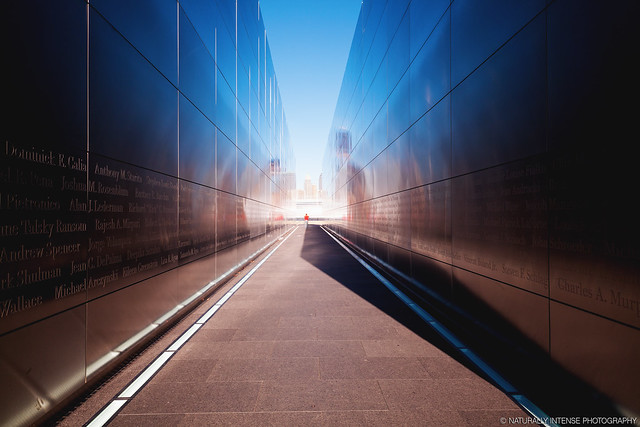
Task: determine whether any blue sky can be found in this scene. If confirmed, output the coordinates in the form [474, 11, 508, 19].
[259, 0, 362, 190]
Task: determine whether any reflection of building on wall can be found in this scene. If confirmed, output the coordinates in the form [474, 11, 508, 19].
[335, 128, 352, 165]
[322, 0, 639, 417]
[0, 1, 294, 425]
[281, 171, 297, 204]
[270, 158, 281, 174]
[318, 172, 326, 200]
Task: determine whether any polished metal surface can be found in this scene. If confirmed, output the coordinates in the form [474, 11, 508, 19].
[86, 270, 181, 375]
[90, 8, 179, 176]
[87, 155, 179, 300]
[550, 302, 640, 413]
[451, 14, 546, 177]
[0, 139, 89, 335]
[453, 268, 550, 352]
[409, 97, 451, 187]
[323, 0, 640, 414]
[180, 10, 217, 124]
[409, 13, 450, 135]
[0, 1, 86, 153]
[450, 0, 544, 87]
[410, 182, 451, 265]
[179, 96, 216, 187]
[0, 1, 294, 425]
[179, 180, 216, 264]
[451, 159, 549, 296]
[0, 307, 86, 427]
[91, 0, 178, 85]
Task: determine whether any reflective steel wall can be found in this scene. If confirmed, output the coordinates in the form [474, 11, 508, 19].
[0, 1, 294, 425]
[323, 0, 639, 413]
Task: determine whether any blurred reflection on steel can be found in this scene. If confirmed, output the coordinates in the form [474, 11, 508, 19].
[0, 1, 295, 425]
[322, 0, 640, 415]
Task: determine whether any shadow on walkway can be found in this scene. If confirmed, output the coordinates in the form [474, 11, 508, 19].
[299, 225, 624, 421]
[298, 224, 477, 370]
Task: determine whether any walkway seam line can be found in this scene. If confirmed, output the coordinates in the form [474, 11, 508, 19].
[320, 225, 559, 427]
[84, 226, 298, 427]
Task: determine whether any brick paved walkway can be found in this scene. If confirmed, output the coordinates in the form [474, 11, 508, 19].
[59, 224, 527, 426]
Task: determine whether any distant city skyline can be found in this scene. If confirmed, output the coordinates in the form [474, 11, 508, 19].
[259, 0, 362, 190]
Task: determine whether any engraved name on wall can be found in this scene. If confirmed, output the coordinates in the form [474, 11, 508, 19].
[1, 140, 87, 331]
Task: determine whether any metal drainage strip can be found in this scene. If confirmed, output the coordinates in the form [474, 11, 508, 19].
[84, 227, 298, 427]
[321, 226, 558, 427]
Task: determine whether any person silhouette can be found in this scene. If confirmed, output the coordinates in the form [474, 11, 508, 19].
[304, 213, 309, 226]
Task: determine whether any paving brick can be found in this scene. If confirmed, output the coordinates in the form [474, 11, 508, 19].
[66, 225, 529, 425]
